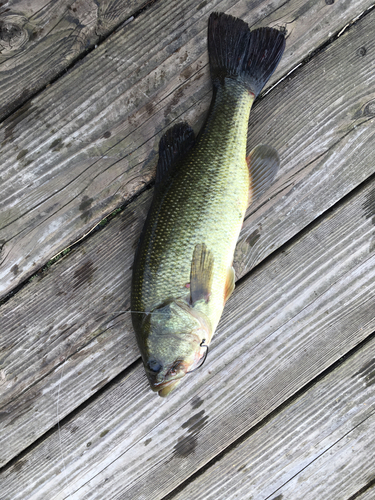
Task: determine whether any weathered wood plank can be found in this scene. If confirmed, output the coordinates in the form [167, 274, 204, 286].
[271, 413, 375, 499]
[1, 7, 375, 464]
[356, 486, 375, 500]
[1, 167, 374, 495]
[170, 336, 375, 500]
[0, 0, 373, 298]
[0, 0, 146, 120]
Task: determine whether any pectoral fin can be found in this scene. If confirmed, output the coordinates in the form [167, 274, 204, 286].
[246, 144, 280, 206]
[224, 266, 235, 303]
[190, 243, 214, 305]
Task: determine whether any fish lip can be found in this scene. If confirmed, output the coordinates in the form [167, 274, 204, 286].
[149, 373, 185, 391]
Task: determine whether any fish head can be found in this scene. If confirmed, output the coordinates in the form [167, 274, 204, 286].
[142, 300, 211, 397]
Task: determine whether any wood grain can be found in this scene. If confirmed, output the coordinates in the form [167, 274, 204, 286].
[1, 6, 375, 465]
[1, 168, 374, 494]
[0, 0, 373, 298]
[171, 336, 375, 500]
[0, 0, 146, 120]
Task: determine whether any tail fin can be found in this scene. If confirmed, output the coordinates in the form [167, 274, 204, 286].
[208, 12, 285, 96]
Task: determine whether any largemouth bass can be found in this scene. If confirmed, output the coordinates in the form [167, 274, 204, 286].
[131, 12, 285, 396]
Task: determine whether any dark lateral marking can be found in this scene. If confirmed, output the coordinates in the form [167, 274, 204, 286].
[272, 495, 283, 500]
[191, 395, 203, 409]
[72, 260, 96, 290]
[145, 438, 152, 446]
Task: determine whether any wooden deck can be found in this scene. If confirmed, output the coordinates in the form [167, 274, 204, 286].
[1, 0, 375, 498]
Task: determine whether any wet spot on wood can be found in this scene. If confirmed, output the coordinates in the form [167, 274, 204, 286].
[79, 195, 94, 221]
[357, 46, 366, 56]
[173, 433, 198, 458]
[181, 410, 208, 432]
[11, 264, 19, 275]
[146, 102, 154, 116]
[197, 0, 208, 9]
[174, 410, 208, 458]
[191, 396, 203, 409]
[16, 149, 28, 160]
[353, 358, 375, 387]
[163, 88, 184, 118]
[72, 260, 96, 290]
[145, 438, 152, 446]
[181, 66, 193, 80]
[50, 138, 63, 151]
[246, 229, 261, 247]
[79, 195, 94, 212]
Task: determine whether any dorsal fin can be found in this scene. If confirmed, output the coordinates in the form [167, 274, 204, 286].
[155, 122, 195, 189]
[247, 144, 280, 205]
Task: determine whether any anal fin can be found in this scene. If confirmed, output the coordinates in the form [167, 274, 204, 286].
[246, 144, 280, 206]
[190, 243, 214, 306]
[224, 266, 235, 303]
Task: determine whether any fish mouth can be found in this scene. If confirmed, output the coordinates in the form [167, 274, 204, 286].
[151, 378, 182, 397]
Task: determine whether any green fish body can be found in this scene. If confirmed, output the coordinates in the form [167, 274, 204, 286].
[131, 12, 285, 396]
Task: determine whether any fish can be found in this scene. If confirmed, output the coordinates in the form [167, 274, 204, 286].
[131, 12, 285, 397]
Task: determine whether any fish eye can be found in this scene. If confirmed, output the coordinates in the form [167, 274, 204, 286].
[148, 360, 162, 373]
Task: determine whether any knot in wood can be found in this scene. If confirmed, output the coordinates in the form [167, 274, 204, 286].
[0, 15, 29, 53]
[364, 101, 375, 117]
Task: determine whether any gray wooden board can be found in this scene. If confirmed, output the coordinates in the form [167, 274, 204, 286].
[0, 0, 373, 298]
[171, 335, 375, 500]
[1, 163, 374, 497]
[1, 6, 375, 464]
[0, 0, 146, 120]
[356, 487, 375, 500]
